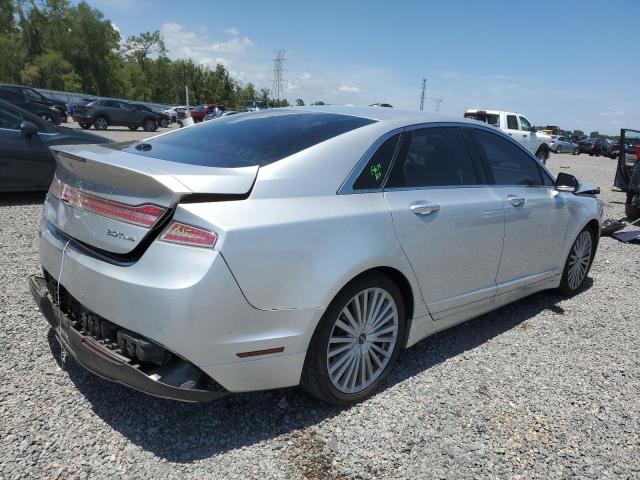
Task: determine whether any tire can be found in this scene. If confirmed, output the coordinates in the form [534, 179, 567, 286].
[94, 116, 108, 130]
[159, 117, 169, 128]
[625, 203, 640, 220]
[535, 146, 549, 165]
[557, 145, 562, 154]
[301, 272, 406, 405]
[142, 118, 157, 132]
[557, 227, 596, 296]
[573, 147, 579, 155]
[128, 125, 138, 131]
[79, 122, 91, 130]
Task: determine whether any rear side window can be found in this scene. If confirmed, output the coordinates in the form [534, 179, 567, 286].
[506, 115, 518, 130]
[472, 129, 544, 186]
[386, 127, 478, 188]
[486, 114, 500, 127]
[0, 103, 23, 130]
[118, 111, 376, 167]
[104, 100, 121, 108]
[352, 134, 400, 190]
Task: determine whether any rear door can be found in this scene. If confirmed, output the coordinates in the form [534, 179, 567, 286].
[469, 127, 571, 292]
[383, 125, 505, 317]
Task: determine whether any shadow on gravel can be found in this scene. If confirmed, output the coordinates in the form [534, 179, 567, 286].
[45, 280, 590, 463]
[0, 191, 46, 206]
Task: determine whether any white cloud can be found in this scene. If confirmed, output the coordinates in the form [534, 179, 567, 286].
[160, 22, 254, 68]
[601, 107, 625, 117]
[110, 22, 120, 33]
[338, 85, 361, 93]
[225, 26, 239, 36]
[300, 72, 312, 80]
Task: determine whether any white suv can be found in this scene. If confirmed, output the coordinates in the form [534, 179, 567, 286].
[464, 109, 551, 163]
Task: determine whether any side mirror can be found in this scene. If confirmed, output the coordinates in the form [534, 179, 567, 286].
[555, 172, 579, 192]
[529, 126, 537, 133]
[20, 120, 38, 136]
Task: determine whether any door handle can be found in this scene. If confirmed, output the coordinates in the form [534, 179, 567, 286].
[410, 202, 440, 215]
[507, 195, 526, 207]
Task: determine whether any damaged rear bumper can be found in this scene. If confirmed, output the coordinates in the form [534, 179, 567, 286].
[29, 275, 228, 403]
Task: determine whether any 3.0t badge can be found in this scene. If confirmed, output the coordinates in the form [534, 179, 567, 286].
[106, 229, 136, 242]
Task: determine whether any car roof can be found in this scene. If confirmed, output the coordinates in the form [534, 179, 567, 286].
[275, 105, 480, 127]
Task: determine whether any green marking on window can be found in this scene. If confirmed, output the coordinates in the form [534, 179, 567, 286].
[370, 163, 383, 182]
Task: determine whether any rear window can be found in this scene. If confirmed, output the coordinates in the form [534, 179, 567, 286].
[119, 111, 376, 167]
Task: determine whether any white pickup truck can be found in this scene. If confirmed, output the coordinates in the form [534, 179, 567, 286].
[464, 109, 551, 163]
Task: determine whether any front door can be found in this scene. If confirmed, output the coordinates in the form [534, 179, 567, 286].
[384, 126, 505, 316]
[469, 127, 571, 292]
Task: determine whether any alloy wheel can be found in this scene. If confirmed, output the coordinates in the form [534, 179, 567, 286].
[95, 117, 108, 130]
[567, 231, 592, 290]
[557, 145, 562, 153]
[326, 287, 399, 394]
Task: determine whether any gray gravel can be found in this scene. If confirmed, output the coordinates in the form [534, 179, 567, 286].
[1, 152, 639, 479]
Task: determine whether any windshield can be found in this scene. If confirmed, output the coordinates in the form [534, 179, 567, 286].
[117, 111, 376, 168]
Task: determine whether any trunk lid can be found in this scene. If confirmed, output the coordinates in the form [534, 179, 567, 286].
[45, 144, 257, 255]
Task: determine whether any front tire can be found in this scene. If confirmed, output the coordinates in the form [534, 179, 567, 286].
[159, 117, 169, 128]
[301, 273, 405, 405]
[557, 227, 595, 296]
[94, 116, 108, 130]
[557, 145, 562, 154]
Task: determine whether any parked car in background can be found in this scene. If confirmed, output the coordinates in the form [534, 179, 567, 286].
[577, 137, 608, 156]
[0, 99, 111, 192]
[463, 109, 551, 163]
[72, 99, 160, 132]
[613, 128, 640, 219]
[0, 84, 62, 125]
[163, 106, 187, 122]
[549, 135, 579, 154]
[131, 104, 170, 128]
[30, 107, 601, 406]
[204, 109, 238, 121]
[571, 134, 588, 144]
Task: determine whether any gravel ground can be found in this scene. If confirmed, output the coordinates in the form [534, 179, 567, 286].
[65, 120, 180, 143]
[1, 152, 639, 479]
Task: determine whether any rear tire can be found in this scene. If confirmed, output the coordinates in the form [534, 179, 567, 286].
[573, 147, 579, 155]
[301, 273, 405, 405]
[128, 125, 138, 131]
[557, 145, 562, 154]
[94, 116, 108, 130]
[536, 146, 549, 165]
[159, 117, 169, 128]
[557, 227, 596, 296]
[625, 203, 640, 220]
[143, 118, 157, 132]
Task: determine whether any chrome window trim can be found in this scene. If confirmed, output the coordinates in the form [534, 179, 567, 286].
[0, 126, 58, 136]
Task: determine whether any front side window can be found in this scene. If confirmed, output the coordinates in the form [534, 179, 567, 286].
[23, 88, 44, 102]
[0, 103, 23, 130]
[104, 100, 121, 108]
[506, 115, 518, 130]
[519, 116, 532, 131]
[386, 127, 478, 188]
[472, 129, 544, 186]
[352, 133, 400, 190]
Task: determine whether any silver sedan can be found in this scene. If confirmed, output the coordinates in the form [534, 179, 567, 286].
[550, 135, 579, 154]
[31, 107, 603, 405]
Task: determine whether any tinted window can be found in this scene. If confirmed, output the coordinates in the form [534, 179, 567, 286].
[386, 127, 478, 188]
[104, 100, 121, 108]
[519, 116, 532, 131]
[117, 111, 376, 167]
[472, 129, 543, 186]
[506, 115, 518, 130]
[486, 114, 500, 127]
[23, 88, 45, 102]
[353, 134, 400, 190]
[0, 103, 23, 129]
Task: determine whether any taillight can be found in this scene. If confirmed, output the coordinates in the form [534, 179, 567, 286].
[160, 222, 217, 248]
[49, 176, 166, 228]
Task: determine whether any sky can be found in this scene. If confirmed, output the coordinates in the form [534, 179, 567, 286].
[85, 0, 639, 135]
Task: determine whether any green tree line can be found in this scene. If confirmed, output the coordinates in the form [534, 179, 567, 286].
[0, 0, 288, 108]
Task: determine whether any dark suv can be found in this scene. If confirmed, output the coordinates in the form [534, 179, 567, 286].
[0, 84, 66, 124]
[131, 104, 171, 128]
[73, 99, 160, 131]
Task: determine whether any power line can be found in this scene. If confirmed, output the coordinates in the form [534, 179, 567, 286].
[272, 50, 286, 105]
[432, 97, 443, 112]
[419, 78, 427, 111]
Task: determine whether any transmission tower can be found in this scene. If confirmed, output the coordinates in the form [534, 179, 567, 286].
[419, 78, 427, 111]
[271, 50, 286, 105]
[432, 97, 443, 112]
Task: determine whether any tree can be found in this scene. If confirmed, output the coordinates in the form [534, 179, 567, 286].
[295, 98, 304, 106]
[589, 131, 600, 138]
[573, 130, 584, 136]
[20, 50, 81, 91]
[312, 101, 326, 105]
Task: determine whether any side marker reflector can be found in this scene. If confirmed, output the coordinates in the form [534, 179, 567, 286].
[236, 347, 285, 358]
